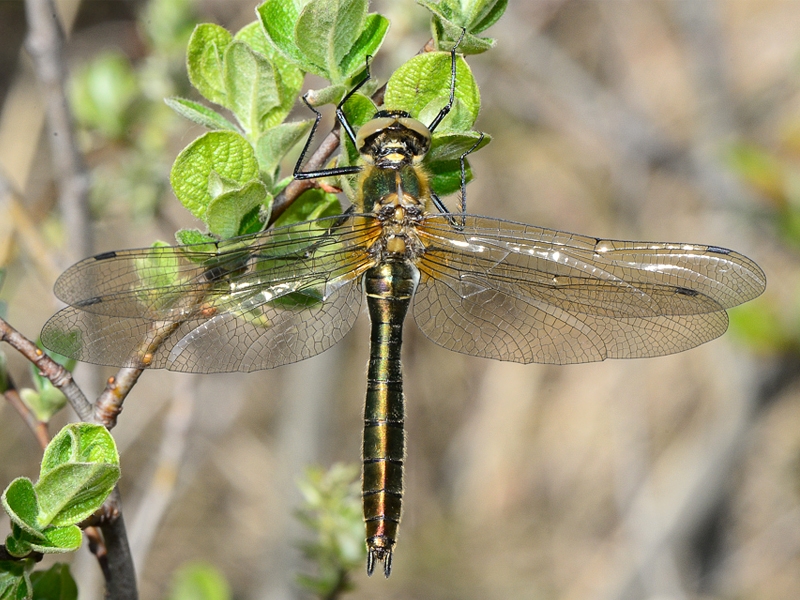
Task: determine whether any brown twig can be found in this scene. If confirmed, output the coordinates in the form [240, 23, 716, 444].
[0, 316, 92, 421]
[10, 1, 134, 585]
[94, 369, 145, 430]
[24, 0, 92, 263]
[269, 66, 390, 223]
[3, 381, 50, 450]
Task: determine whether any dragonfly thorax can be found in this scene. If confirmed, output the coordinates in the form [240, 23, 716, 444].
[356, 110, 431, 168]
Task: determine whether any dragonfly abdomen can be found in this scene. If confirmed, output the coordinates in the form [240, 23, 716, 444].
[362, 260, 420, 577]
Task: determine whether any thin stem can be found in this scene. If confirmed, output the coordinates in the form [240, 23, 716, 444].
[3, 382, 50, 450]
[0, 316, 92, 421]
[24, 0, 92, 263]
[94, 368, 145, 430]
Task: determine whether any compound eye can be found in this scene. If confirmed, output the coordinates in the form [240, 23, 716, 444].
[355, 117, 394, 153]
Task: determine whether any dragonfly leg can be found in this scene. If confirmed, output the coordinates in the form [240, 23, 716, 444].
[457, 132, 486, 218]
[293, 95, 363, 181]
[336, 55, 374, 146]
[430, 132, 485, 231]
[427, 28, 466, 134]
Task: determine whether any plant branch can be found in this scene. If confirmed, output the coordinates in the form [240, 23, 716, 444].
[0, 316, 92, 421]
[94, 368, 145, 430]
[3, 379, 50, 450]
[24, 0, 92, 263]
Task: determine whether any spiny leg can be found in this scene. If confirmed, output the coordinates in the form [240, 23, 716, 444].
[293, 94, 363, 180]
[426, 28, 466, 134]
[336, 55, 374, 146]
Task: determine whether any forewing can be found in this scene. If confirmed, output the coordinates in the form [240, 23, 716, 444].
[413, 215, 765, 365]
[41, 275, 364, 372]
[42, 215, 379, 372]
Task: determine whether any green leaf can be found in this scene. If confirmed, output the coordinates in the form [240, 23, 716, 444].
[428, 157, 475, 197]
[35, 464, 119, 528]
[4, 529, 32, 560]
[19, 387, 67, 424]
[175, 229, 218, 247]
[339, 92, 376, 168]
[257, 0, 305, 67]
[223, 42, 280, 137]
[295, 0, 369, 81]
[34, 424, 120, 528]
[385, 52, 480, 132]
[467, 0, 508, 33]
[187, 24, 233, 106]
[170, 131, 261, 219]
[43, 421, 118, 470]
[0, 559, 33, 600]
[337, 12, 389, 80]
[26, 526, 82, 554]
[426, 131, 490, 163]
[272, 188, 341, 228]
[30, 564, 78, 600]
[234, 22, 305, 129]
[168, 561, 232, 600]
[255, 119, 313, 183]
[417, 0, 499, 54]
[206, 180, 271, 238]
[164, 98, 240, 132]
[2, 479, 42, 539]
[133, 241, 182, 309]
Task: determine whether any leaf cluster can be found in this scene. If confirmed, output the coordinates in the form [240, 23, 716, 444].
[165, 0, 503, 247]
[1, 425, 119, 598]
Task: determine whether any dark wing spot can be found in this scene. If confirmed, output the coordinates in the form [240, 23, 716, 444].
[675, 286, 699, 297]
[76, 296, 103, 307]
[94, 251, 117, 261]
[707, 246, 731, 255]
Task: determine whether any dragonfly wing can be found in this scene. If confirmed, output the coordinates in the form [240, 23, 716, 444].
[413, 215, 765, 365]
[42, 272, 365, 373]
[42, 215, 380, 372]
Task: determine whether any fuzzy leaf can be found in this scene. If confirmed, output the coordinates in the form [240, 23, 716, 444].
[187, 24, 233, 106]
[234, 21, 305, 128]
[175, 229, 218, 248]
[255, 119, 313, 183]
[170, 131, 260, 219]
[35, 424, 120, 528]
[0, 559, 33, 600]
[1, 479, 41, 539]
[164, 98, 239, 132]
[295, 0, 368, 81]
[257, 0, 305, 66]
[206, 180, 270, 239]
[30, 564, 78, 600]
[338, 12, 389, 80]
[384, 52, 480, 132]
[223, 42, 280, 137]
[417, 0, 502, 54]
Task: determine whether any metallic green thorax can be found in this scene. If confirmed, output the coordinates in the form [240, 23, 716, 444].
[362, 260, 420, 578]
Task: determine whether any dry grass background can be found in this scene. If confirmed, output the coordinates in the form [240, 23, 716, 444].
[0, 1, 796, 599]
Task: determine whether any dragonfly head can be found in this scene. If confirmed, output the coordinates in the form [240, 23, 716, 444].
[356, 110, 431, 168]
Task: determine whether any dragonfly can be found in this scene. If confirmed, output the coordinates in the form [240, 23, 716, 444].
[41, 37, 766, 578]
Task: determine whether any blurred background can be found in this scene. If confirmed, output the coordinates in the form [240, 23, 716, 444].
[0, 0, 795, 598]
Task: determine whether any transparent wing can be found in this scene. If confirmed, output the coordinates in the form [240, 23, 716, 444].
[413, 215, 766, 365]
[42, 215, 381, 372]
